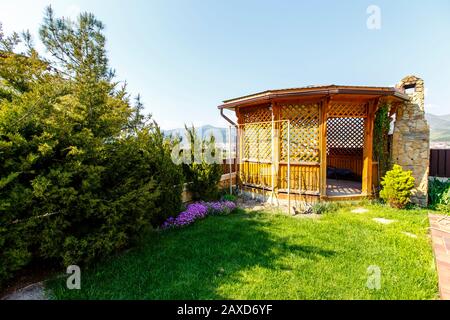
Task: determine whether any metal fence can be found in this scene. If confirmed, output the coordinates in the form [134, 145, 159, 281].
[430, 149, 450, 178]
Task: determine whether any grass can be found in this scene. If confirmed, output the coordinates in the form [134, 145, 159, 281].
[46, 203, 439, 299]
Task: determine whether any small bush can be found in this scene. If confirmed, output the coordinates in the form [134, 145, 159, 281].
[311, 202, 341, 214]
[380, 164, 415, 209]
[428, 178, 450, 213]
[221, 194, 237, 202]
[182, 125, 223, 201]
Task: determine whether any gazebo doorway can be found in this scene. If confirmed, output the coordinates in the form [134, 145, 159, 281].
[326, 117, 364, 196]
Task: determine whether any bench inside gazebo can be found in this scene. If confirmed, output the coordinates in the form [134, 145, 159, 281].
[218, 84, 411, 205]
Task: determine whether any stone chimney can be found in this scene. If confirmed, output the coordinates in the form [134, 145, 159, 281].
[396, 75, 425, 111]
[392, 75, 429, 206]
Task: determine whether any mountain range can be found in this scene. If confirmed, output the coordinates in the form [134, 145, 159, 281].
[163, 113, 450, 145]
[425, 113, 450, 142]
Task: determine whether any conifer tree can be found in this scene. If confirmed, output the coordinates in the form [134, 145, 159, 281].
[0, 7, 183, 285]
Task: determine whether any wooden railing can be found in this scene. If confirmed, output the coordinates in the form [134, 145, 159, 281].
[238, 161, 272, 188]
[236, 160, 320, 195]
[278, 162, 320, 194]
[224, 158, 379, 195]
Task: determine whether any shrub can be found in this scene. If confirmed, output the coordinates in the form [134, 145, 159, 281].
[138, 126, 184, 226]
[311, 202, 341, 214]
[0, 223, 32, 286]
[221, 194, 237, 202]
[182, 125, 223, 201]
[380, 164, 415, 208]
[428, 178, 450, 213]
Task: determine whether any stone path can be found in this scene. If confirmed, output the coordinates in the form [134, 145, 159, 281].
[372, 217, 396, 225]
[351, 207, 368, 214]
[236, 199, 319, 217]
[429, 214, 450, 300]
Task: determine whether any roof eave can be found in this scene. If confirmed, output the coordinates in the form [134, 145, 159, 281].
[217, 87, 410, 110]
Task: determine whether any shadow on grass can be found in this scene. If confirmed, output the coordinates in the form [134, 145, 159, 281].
[47, 209, 336, 299]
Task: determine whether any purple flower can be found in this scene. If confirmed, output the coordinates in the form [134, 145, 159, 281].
[161, 200, 237, 229]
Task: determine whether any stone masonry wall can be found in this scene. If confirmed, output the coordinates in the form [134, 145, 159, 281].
[392, 75, 430, 206]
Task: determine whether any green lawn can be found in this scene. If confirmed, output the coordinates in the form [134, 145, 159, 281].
[47, 203, 439, 299]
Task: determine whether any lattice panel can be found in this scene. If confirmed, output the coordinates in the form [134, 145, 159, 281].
[326, 117, 364, 156]
[241, 122, 272, 161]
[328, 102, 367, 118]
[241, 106, 272, 124]
[280, 104, 320, 162]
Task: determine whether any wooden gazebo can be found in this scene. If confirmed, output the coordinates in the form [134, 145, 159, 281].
[218, 85, 410, 204]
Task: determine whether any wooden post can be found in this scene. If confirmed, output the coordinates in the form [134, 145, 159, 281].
[236, 108, 243, 190]
[271, 102, 281, 204]
[319, 98, 329, 198]
[362, 99, 377, 195]
[228, 125, 232, 194]
[287, 120, 291, 214]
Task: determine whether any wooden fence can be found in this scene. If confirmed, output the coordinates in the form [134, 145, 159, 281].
[430, 149, 450, 178]
[221, 158, 237, 174]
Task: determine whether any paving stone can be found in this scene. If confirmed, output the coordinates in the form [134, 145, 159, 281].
[351, 208, 368, 214]
[402, 232, 418, 238]
[429, 214, 450, 300]
[372, 218, 395, 225]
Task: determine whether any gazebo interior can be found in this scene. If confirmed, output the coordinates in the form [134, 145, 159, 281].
[219, 85, 409, 203]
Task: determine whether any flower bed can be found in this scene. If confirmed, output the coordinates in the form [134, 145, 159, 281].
[162, 201, 237, 229]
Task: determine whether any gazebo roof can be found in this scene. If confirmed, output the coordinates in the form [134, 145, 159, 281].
[218, 85, 410, 110]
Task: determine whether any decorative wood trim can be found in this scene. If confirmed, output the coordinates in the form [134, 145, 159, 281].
[241, 159, 273, 164]
[275, 97, 325, 106]
[219, 86, 410, 110]
[279, 161, 320, 166]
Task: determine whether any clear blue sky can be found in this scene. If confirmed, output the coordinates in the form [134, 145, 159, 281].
[1, 0, 449, 129]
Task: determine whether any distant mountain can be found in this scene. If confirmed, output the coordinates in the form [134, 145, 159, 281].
[163, 125, 236, 147]
[426, 113, 450, 142]
[163, 113, 450, 147]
